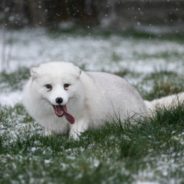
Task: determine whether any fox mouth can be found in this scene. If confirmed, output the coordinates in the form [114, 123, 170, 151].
[53, 105, 66, 117]
[52, 105, 75, 124]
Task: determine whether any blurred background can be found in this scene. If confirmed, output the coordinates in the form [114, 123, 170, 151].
[1, 0, 184, 30]
[0, 0, 184, 71]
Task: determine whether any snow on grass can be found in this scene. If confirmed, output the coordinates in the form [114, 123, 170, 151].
[1, 100, 184, 183]
[0, 91, 22, 106]
[0, 28, 184, 183]
[0, 28, 184, 73]
[135, 153, 184, 184]
[0, 105, 43, 147]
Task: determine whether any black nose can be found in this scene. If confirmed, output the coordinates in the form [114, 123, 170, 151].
[55, 97, 63, 104]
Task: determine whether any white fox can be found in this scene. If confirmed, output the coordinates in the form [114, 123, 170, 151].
[23, 62, 184, 139]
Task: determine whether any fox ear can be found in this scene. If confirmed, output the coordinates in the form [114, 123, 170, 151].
[30, 66, 39, 80]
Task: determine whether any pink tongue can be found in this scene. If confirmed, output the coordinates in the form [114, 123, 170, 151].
[54, 105, 75, 124]
[64, 112, 75, 124]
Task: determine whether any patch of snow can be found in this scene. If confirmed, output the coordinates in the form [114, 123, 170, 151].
[171, 132, 184, 145]
[136, 182, 158, 184]
[0, 91, 22, 106]
[0, 28, 183, 74]
[134, 154, 184, 184]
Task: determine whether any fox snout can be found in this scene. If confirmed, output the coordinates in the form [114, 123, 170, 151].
[50, 93, 69, 106]
[55, 97, 63, 104]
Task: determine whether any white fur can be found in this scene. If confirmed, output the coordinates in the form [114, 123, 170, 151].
[145, 92, 184, 114]
[23, 62, 148, 139]
[23, 62, 184, 140]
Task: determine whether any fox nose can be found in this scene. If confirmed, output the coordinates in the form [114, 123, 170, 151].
[55, 97, 63, 104]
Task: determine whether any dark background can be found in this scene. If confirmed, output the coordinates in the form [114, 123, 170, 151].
[0, 0, 184, 31]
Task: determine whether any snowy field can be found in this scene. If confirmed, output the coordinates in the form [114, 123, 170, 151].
[1, 28, 184, 74]
[0, 28, 184, 106]
[0, 28, 184, 184]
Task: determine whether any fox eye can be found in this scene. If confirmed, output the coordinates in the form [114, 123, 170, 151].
[44, 84, 52, 91]
[64, 83, 71, 90]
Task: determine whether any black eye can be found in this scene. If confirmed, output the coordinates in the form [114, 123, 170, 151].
[64, 83, 71, 89]
[44, 84, 52, 90]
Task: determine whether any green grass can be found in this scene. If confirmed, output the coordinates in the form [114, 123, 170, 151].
[0, 68, 29, 91]
[139, 71, 184, 100]
[1, 103, 184, 183]
[46, 26, 184, 43]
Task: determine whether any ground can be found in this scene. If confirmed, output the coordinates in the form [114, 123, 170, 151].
[0, 27, 184, 184]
